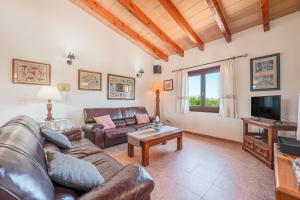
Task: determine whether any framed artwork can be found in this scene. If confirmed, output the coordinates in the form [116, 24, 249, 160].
[107, 74, 135, 100]
[12, 58, 51, 85]
[164, 79, 173, 91]
[78, 69, 102, 91]
[250, 53, 280, 91]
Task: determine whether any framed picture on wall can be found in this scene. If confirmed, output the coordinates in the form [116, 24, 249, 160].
[12, 58, 51, 85]
[250, 53, 280, 91]
[107, 74, 135, 100]
[164, 79, 173, 91]
[78, 69, 102, 91]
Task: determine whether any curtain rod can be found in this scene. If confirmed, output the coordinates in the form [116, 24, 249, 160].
[171, 53, 248, 73]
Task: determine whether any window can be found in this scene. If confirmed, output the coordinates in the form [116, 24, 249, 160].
[188, 66, 220, 113]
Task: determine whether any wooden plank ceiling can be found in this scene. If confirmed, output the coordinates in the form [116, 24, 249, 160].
[71, 0, 300, 61]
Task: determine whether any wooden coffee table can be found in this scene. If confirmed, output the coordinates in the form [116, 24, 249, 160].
[127, 126, 183, 166]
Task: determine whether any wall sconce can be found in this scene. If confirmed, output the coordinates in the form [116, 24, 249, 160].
[136, 69, 144, 77]
[66, 52, 75, 65]
[57, 83, 71, 92]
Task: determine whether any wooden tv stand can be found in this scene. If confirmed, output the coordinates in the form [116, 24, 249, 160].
[242, 118, 297, 169]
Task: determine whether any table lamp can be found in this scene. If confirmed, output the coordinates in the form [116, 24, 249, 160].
[37, 86, 62, 121]
[151, 82, 163, 117]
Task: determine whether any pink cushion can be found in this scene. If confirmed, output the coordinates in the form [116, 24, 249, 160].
[136, 114, 150, 124]
[94, 115, 116, 130]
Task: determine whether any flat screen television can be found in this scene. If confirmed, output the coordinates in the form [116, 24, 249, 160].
[251, 95, 281, 121]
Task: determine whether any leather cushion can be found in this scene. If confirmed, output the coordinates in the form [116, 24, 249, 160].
[124, 117, 137, 125]
[42, 128, 72, 149]
[63, 138, 103, 159]
[82, 152, 123, 180]
[130, 123, 152, 130]
[84, 108, 123, 123]
[112, 119, 126, 127]
[121, 107, 148, 119]
[104, 127, 136, 139]
[46, 151, 105, 192]
[64, 139, 122, 180]
[77, 164, 154, 200]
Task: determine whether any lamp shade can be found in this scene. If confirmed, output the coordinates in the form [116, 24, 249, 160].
[151, 82, 163, 91]
[37, 86, 62, 101]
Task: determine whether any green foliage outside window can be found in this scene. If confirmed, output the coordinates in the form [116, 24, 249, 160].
[189, 96, 201, 106]
[189, 96, 220, 107]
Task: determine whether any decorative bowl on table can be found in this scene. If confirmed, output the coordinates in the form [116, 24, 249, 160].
[152, 122, 163, 131]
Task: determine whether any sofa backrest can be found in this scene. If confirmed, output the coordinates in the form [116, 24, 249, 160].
[121, 107, 148, 119]
[0, 115, 55, 200]
[83, 107, 148, 124]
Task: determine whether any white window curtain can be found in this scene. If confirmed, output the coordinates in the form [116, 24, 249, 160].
[176, 70, 190, 113]
[219, 59, 238, 118]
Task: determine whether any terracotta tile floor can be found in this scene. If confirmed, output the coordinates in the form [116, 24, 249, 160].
[104, 133, 275, 200]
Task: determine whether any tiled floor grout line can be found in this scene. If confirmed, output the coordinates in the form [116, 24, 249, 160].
[199, 166, 225, 199]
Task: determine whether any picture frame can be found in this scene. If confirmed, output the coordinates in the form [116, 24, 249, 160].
[164, 79, 173, 91]
[12, 58, 51, 85]
[250, 53, 280, 91]
[107, 74, 135, 100]
[78, 69, 102, 91]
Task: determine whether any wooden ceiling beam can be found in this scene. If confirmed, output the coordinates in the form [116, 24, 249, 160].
[158, 0, 204, 50]
[79, 0, 168, 61]
[118, 0, 184, 57]
[206, 0, 231, 43]
[260, 0, 270, 32]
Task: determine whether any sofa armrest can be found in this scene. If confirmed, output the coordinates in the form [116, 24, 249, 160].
[82, 124, 105, 148]
[62, 128, 82, 141]
[78, 164, 154, 200]
[149, 116, 155, 123]
[82, 123, 104, 133]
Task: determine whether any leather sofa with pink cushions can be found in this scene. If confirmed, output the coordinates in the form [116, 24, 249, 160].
[82, 107, 153, 149]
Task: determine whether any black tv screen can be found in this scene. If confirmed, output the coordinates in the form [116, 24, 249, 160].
[251, 95, 281, 120]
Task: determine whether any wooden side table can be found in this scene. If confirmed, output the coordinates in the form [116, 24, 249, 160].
[242, 118, 297, 169]
[39, 119, 74, 131]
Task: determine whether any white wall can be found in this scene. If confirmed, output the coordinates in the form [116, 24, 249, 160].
[156, 12, 300, 142]
[0, 0, 157, 125]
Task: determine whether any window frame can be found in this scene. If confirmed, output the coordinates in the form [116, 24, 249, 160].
[188, 66, 220, 113]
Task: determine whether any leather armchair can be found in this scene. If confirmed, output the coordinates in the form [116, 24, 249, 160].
[78, 164, 154, 200]
[82, 123, 105, 149]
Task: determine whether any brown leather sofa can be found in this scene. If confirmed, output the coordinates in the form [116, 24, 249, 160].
[0, 115, 154, 200]
[82, 107, 153, 149]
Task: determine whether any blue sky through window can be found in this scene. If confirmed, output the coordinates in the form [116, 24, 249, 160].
[189, 76, 201, 96]
[189, 72, 220, 98]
